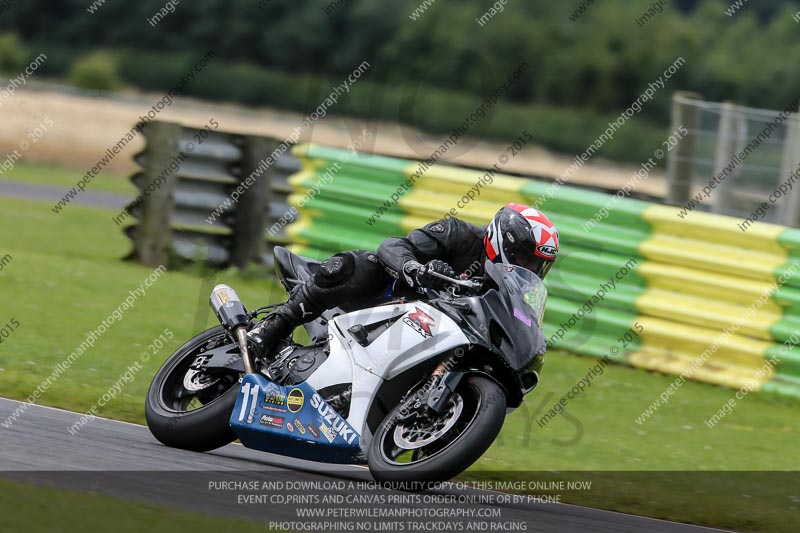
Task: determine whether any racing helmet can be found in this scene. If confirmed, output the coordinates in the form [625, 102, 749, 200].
[483, 203, 559, 279]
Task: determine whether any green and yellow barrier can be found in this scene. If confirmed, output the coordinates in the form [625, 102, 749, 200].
[285, 144, 800, 398]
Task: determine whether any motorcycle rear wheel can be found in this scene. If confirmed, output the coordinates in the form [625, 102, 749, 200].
[368, 375, 506, 483]
[145, 326, 242, 452]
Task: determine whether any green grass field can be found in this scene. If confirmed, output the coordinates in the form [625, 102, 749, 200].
[0, 162, 135, 195]
[1, 169, 798, 532]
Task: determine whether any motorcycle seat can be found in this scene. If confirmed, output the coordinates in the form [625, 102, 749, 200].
[274, 246, 320, 290]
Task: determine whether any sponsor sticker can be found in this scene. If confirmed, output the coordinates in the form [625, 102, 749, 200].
[287, 388, 304, 413]
[513, 307, 532, 327]
[286, 421, 294, 433]
[294, 419, 307, 435]
[308, 424, 321, 439]
[263, 383, 287, 408]
[259, 414, 284, 429]
[319, 422, 336, 443]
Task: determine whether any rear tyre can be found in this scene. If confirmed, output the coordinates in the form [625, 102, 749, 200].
[368, 376, 506, 484]
[145, 326, 242, 452]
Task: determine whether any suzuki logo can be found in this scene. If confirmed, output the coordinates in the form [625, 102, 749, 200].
[403, 307, 434, 339]
[309, 394, 357, 444]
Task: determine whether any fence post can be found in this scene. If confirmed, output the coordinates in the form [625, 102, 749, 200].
[776, 117, 800, 226]
[231, 136, 275, 268]
[667, 92, 702, 206]
[711, 102, 743, 214]
[131, 121, 181, 268]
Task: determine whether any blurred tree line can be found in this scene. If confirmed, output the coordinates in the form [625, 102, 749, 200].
[1, 0, 798, 164]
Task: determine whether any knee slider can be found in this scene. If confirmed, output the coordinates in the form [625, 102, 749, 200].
[307, 250, 387, 311]
[316, 252, 357, 288]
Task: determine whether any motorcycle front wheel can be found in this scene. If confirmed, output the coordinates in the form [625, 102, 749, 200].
[145, 326, 242, 452]
[368, 375, 506, 483]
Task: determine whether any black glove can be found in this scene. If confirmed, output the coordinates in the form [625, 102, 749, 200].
[403, 260, 455, 289]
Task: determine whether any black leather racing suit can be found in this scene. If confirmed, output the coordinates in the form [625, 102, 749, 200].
[377, 218, 487, 291]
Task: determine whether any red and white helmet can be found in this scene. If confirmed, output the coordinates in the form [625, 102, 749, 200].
[483, 203, 559, 279]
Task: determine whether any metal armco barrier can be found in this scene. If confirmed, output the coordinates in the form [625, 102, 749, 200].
[123, 121, 300, 268]
[285, 144, 800, 398]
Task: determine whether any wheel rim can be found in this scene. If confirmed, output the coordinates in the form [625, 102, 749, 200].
[158, 331, 241, 415]
[379, 382, 481, 466]
[392, 395, 463, 449]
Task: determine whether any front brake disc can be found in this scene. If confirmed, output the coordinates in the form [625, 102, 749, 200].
[393, 395, 463, 449]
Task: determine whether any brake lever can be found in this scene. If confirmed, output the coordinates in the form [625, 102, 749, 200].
[428, 270, 482, 293]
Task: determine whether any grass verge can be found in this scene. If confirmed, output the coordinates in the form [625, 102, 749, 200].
[0, 161, 134, 195]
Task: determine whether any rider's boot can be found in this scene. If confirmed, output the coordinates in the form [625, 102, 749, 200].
[249, 285, 322, 360]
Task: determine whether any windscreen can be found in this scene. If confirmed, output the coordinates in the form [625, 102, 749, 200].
[484, 260, 548, 325]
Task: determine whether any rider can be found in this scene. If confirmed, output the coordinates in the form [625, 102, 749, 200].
[250, 203, 559, 358]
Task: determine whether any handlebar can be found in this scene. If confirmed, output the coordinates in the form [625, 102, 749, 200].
[426, 270, 483, 292]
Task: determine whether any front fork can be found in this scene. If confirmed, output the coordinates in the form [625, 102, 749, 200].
[402, 355, 465, 419]
[425, 367, 464, 417]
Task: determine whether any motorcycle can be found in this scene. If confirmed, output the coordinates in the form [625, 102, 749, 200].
[145, 246, 548, 482]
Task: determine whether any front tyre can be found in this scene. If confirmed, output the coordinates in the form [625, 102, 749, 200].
[368, 376, 506, 483]
[145, 326, 242, 452]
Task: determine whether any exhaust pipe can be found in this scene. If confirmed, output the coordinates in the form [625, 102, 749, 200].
[209, 284, 255, 374]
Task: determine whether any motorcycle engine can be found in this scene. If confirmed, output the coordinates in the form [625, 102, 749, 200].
[270, 344, 328, 385]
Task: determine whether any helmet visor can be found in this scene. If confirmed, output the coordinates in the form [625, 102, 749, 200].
[507, 248, 554, 279]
